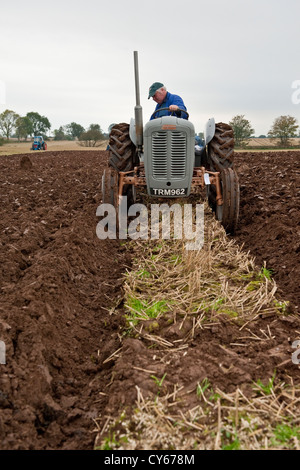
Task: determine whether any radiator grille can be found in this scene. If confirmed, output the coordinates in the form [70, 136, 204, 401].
[151, 131, 186, 180]
[170, 132, 186, 179]
[152, 131, 167, 179]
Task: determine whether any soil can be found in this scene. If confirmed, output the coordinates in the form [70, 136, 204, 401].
[0, 149, 299, 450]
[234, 151, 300, 310]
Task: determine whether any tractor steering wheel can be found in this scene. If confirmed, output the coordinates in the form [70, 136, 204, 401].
[151, 107, 189, 120]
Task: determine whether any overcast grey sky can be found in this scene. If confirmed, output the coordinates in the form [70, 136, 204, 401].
[1, 0, 300, 135]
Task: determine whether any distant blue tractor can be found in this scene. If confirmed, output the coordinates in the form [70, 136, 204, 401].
[31, 136, 47, 151]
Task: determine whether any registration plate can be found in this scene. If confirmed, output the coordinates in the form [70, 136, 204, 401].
[150, 188, 188, 196]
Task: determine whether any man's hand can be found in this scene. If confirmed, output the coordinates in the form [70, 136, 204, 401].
[169, 105, 179, 111]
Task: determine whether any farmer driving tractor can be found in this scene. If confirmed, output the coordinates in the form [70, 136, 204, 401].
[148, 82, 188, 120]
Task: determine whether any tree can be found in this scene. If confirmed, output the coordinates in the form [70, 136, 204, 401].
[78, 124, 105, 147]
[229, 115, 254, 148]
[0, 109, 19, 139]
[65, 122, 85, 140]
[26, 112, 51, 136]
[53, 126, 68, 141]
[15, 116, 32, 141]
[268, 115, 298, 147]
[89, 123, 100, 131]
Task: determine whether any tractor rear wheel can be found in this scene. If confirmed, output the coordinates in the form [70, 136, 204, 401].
[102, 168, 113, 205]
[101, 167, 119, 207]
[207, 167, 240, 235]
[207, 122, 235, 172]
[108, 123, 137, 172]
[101, 167, 120, 231]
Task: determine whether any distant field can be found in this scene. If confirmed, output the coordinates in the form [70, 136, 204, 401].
[1, 137, 300, 156]
[246, 137, 300, 148]
[0, 139, 109, 156]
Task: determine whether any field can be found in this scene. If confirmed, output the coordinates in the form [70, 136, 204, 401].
[0, 148, 300, 450]
[1, 136, 300, 157]
[247, 137, 300, 149]
[0, 140, 109, 156]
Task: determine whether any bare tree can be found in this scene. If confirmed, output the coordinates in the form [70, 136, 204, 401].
[78, 125, 105, 147]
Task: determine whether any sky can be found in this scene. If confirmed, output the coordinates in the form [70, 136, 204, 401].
[1, 0, 300, 136]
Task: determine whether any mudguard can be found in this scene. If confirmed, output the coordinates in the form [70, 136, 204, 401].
[204, 118, 215, 145]
[129, 118, 137, 146]
[129, 118, 144, 162]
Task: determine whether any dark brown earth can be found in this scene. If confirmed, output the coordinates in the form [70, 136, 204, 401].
[234, 151, 300, 311]
[0, 149, 299, 450]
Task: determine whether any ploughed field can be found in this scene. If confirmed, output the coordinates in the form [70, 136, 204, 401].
[0, 149, 299, 450]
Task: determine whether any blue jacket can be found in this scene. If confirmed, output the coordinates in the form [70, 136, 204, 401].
[150, 92, 188, 120]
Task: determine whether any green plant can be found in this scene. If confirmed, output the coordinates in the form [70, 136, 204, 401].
[196, 378, 220, 402]
[218, 308, 238, 318]
[259, 266, 273, 281]
[221, 429, 241, 450]
[196, 378, 211, 397]
[271, 423, 300, 447]
[151, 373, 167, 398]
[253, 371, 276, 395]
[152, 244, 163, 253]
[136, 268, 151, 278]
[197, 298, 224, 313]
[209, 392, 221, 402]
[246, 266, 273, 291]
[169, 254, 182, 265]
[98, 432, 118, 450]
[273, 299, 289, 314]
[125, 297, 170, 329]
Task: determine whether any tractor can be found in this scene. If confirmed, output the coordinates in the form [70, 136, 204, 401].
[31, 136, 47, 151]
[102, 51, 239, 235]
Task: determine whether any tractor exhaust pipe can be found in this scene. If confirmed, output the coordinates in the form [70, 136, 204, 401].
[133, 51, 143, 150]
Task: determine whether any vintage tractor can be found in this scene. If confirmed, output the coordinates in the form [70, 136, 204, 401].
[31, 136, 47, 151]
[102, 51, 239, 234]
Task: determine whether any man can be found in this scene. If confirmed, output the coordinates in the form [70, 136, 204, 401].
[148, 82, 188, 120]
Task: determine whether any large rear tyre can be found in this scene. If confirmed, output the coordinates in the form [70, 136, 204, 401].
[102, 168, 116, 205]
[109, 123, 137, 172]
[207, 122, 234, 172]
[207, 168, 240, 235]
[101, 167, 120, 230]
